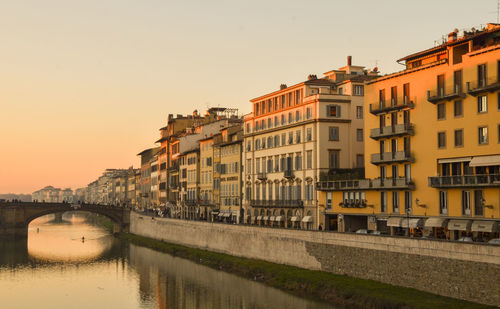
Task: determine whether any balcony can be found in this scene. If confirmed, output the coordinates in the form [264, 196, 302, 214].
[467, 78, 500, 96]
[427, 85, 465, 104]
[369, 124, 414, 140]
[369, 97, 415, 115]
[371, 151, 413, 165]
[428, 174, 500, 188]
[316, 179, 371, 191]
[339, 200, 367, 208]
[250, 199, 304, 208]
[199, 200, 214, 206]
[284, 170, 294, 178]
[372, 178, 415, 190]
[257, 172, 267, 180]
[185, 199, 198, 206]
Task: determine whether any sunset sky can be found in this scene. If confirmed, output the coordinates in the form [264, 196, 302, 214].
[0, 0, 495, 194]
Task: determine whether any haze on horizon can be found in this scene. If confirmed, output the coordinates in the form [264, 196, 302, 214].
[0, 0, 495, 194]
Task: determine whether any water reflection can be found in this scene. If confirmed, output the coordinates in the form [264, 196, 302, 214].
[129, 245, 337, 309]
[28, 213, 115, 262]
[0, 213, 338, 309]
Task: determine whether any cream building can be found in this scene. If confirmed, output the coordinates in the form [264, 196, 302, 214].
[243, 57, 377, 229]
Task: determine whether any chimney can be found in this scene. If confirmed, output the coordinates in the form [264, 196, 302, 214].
[280, 84, 287, 90]
[347, 55, 352, 66]
[307, 74, 317, 80]
[448, 30, 457, 43]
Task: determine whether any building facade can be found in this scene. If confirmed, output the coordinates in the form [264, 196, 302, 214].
[317, 24, 500, 241]
[244, 57, 376, 229]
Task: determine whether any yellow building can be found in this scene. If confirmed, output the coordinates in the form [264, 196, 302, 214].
[318, 24, 500, 241]
[214, 125, 243, 223]
[199, 136, 215, 220]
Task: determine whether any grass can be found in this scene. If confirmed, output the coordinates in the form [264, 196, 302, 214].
[119, 233, 497, 309]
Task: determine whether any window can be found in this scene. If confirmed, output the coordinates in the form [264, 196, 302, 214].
[338, 87, 343, 95]
[281, 114, 285, 125]
[454, 100, 463, 117]
[437, 103, 446, 120]
[356, 106, 363, 119]
[274, 155, 279, 171]
[267, 118, 272, 128]
[478, 64, 487, 87]
[295, 153, 302, 170]
[356, 154, 364, 168]
[306, 107, 312, 119]
[478, 126, 488, 145]
[354, 85, 364, 96]
[295, 89, 301, 105]
[281, 133, 286, 146]
[306, 128, 312, 141]
[246, 123, 250, 133]
[356, 129, 363, 141]
[255, 104, 259, 115]
[380, 192, 387, 213]
[274, 116, 279, 127]
[295, 111, 301, 121]
[274, 135, 280, 147]
[288, 132, 293, 144]
[306, 150, 312, 169]
[295, 130, 301, 143]
[329, 126, 339, 141]
[454, 129, 464, 147]
[404, 191, 412, 214]
[462, 190, 471, 215]
[478, 95, 487, 113]
[438, 132, 446, 148]
[255, 139, 260, 150]
[392, 191, 399, 213]
[288, 112, 293, 123]
[267, 136, 273, 148]
[439, 191, 448, 214]
[474, 190, 484, 216]
[328, 150, 340, 169]
[327, 105, 341, 117]
[306, 184, 314, 201]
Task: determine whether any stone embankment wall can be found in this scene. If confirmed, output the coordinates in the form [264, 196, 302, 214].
[130, 212, 500, 306]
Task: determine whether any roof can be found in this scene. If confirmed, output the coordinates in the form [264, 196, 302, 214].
[250, 78, 335, 102]
[398, 24, 500, 63]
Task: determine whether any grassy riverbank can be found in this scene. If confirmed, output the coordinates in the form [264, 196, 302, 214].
[119, 233, 495, 309]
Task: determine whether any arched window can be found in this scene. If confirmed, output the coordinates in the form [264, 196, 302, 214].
[267, 136, 273, 148]
[288, 112, 293, 123]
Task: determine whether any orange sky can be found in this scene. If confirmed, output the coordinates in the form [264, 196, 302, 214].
[0, 0, 493, 194]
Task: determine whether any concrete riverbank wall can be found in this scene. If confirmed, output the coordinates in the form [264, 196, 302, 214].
[130, 212, 500, 306]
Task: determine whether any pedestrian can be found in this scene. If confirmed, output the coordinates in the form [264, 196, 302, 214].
[319, 224, 323, 231]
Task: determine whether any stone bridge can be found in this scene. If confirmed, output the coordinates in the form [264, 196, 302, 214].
[0, 202, 130, 238]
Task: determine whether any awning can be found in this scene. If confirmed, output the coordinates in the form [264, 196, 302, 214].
[471, 220, 499, 233]
[218, 212, 225, 217]
[290, 216, 299, 222]
[223, 212, 231, 217]
[448, 219, 472, 231]
[262, 216, 269, 221]
[275, 216, 283, 222]
[269, 216, 275, 222]
[437, 157, 472, 164]
[301, 216, 313, 223]
[469, 155, 500, 167]
[387, 217, 402, 227]
[400, 218, 423, 229]
[256, 215, 262, 221]
[424, 217, 448, 228]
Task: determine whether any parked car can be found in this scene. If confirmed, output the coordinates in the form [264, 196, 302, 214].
[370, 230, 382, 235]
[457, 236, 473, 243]
[488, 238, 500, 245]
[355, 229, 368, 234]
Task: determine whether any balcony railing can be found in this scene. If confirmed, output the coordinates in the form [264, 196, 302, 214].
[257, 172, 267, 180]
[369, 97, 415, 115]
[250, 199, 304, 208]
[339, 200, 367, 208]
[316, 179, 371, 191]
[467, 77, 500, 96]
[185, 199, 198, 206]
[427, 84, 465, 104]
[372, 178, 415, 190]
[316, 178, 414, 191]
[369, 123, 414, 140]
[428, 174, 500, 188]
[371, 151, 414, 165]
[284, 170, 294, 178]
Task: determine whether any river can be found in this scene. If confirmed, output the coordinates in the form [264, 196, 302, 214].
[0, 212, 339, 309]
